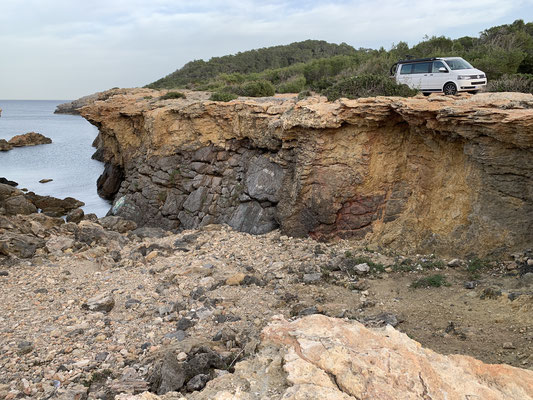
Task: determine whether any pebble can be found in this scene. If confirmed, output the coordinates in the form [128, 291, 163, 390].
[226, 273, 246, 286]
[303, 273, 322, 284]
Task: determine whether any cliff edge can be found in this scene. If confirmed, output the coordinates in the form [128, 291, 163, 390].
[80, 90, 533, 257]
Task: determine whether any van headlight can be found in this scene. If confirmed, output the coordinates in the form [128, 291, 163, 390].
[457, 75, 470, 80]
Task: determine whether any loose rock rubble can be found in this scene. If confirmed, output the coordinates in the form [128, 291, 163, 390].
[1, 202, 532, 399]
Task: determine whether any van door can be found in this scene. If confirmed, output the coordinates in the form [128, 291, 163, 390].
[397, 63, 414, 87]
[411, 62, 431, 90]
[424, 61, 450, 91]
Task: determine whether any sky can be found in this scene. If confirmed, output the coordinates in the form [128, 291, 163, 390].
[0, 0, 532, 100]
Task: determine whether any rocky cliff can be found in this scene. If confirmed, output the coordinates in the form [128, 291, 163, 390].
[80, 90, 533, 257]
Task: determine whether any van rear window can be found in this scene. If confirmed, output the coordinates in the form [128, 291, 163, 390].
[400, 64, 412, 74]
[412, 62, 431, 74]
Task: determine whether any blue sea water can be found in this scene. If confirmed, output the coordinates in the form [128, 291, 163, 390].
[0, 100, 111, 216]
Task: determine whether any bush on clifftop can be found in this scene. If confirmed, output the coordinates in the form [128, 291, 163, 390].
[160, 91, 186, 100]
[209, 92, 239, 102]
[323, 74, 418, 101]
[486, 73, 533, 93]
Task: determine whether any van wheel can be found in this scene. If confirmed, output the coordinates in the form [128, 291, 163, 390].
[443, 82, 457, 95]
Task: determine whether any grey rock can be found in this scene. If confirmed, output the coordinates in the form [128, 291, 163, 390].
[228, 201, 278, 235]
[0, 271, 8, 276]
[447, 258, 462, 267]
[4, 195, 37, 215]
[522, 272, 533, 286]
[0, 233, 44, 258]
[131, 226, 168, 239]
[125, 298, 141, 309]
[362, 312, 400, 328]
[99, 215, 137, 233]
[82, 293, 115, 313]
[164, 330, 187, 341]
[17, 341, 34, 355]
[97, 163, 124, 200]
[355, 263, 370, 274]
[183, 187, 209, 213]
[95, 352, 109, 362]
[245, 155, 284, 202]
[66, 208, 84, 223]
[463, 281, 478, 289]
[46, 236, 74, 253]
[76, 221, 107, 244]
[303, 273, 322, 284]
[186, 374, 210, 392]
[176, 318, 195, 331]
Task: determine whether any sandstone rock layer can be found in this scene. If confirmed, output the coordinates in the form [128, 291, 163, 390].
[81, 90, 533, 256]
[258, 315, 533, 400]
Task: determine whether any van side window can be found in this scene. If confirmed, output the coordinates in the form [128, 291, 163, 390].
[400, 64, 412, 75]
[432, 61, 447, 73]
[412, 62, 431, 74]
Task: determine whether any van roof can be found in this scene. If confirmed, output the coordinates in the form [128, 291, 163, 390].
[397, 57, 463, 64]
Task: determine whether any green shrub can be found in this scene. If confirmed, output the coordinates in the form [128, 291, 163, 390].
[411, 274, 449, 288]
[466, 257, 492, 279]
[236, 80, 276, 97]
[210, 92, 239, 102]
[276, 75, 306, 93]
[323, 74, 418, 101]
[160, 91, 186, 100]
[486, 73, 533, 94]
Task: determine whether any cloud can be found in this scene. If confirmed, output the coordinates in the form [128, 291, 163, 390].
[0, 0, 530, 99]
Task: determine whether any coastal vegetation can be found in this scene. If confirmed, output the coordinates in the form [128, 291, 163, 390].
[147, 20, 533, 98]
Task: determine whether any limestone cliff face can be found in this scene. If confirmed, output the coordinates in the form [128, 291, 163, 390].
[80, 90, 533, 257]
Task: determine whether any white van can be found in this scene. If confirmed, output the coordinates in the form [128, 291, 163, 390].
[390, 57, 487, 95]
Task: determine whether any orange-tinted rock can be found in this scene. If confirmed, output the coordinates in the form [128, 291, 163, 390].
[80, 90, 533, 257]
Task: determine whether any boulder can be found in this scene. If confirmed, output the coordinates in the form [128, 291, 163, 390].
[25, 192, 84, 216]
[0, 178, 18, 186]
[0, 139, 12, 151]
[4, 195, 37, 215]
[0, 233, 45, 258]
[8, 132, 52, 147]
[82, 292, 115, 313]
[66, 208, 84, 223]
[45, 236, 75, 253]
[75, 220, 108, 244]
[98, 216, 137, 233]
[260, 315, 533, 400]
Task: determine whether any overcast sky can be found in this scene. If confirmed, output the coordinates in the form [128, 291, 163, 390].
[1, 0, 532, 100]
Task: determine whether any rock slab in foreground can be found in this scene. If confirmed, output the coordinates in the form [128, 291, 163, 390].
[258, 315, 533, 399]
[116, 315, 533, 400]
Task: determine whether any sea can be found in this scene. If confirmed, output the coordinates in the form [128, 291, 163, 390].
[0, 100, 111, 216]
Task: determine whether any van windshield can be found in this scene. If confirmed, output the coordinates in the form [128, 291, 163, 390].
[444, 58, 473, 70]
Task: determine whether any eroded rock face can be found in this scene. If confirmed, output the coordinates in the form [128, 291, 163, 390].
[80, 90, 533, 257]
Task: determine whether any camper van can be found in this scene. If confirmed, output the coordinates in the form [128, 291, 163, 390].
[390, 57, 487, 95]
